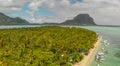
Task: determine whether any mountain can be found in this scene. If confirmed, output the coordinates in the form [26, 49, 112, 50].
[60, 14, 96, 26]
[0, 12, 96, 26]
[0, 12, 30, 25]
[42, 14, 96, 26]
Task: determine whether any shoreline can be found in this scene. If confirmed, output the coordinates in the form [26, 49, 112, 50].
[74, 36, 101, 66]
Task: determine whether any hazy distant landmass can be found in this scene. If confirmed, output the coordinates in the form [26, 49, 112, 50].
[0, 12, 96, 26]
[61, 14, 96, 25]
[0, 12, 30, 25]
[2, 12, 117, 26]
[42, 14, 97, 26]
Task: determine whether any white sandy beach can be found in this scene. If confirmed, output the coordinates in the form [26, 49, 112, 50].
[74, 36, 101, 66]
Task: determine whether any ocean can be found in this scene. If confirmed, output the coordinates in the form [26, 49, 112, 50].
[0, 25, 120, 66]
[80, 26, 120, 66]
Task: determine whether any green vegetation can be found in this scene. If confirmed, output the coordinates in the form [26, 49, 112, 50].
[0, 26, 98, 66]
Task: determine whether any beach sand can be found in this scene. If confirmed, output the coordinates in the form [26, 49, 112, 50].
[74, 36, 101, 66]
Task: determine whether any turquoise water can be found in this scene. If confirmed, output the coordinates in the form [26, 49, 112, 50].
[79, 26, 120, 66]
[0, 25, 42, 29]
[0, 25, 120, 66]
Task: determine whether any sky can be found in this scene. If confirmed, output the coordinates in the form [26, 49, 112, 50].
[0, 0, 120, 25]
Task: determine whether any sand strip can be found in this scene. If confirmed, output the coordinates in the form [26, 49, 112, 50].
[74, 36, 102, 66]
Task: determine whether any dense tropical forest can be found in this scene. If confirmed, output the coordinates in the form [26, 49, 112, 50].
[0, 26, 98, 66]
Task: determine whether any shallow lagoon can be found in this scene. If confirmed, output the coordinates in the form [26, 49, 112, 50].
[79, 26, 120, 66]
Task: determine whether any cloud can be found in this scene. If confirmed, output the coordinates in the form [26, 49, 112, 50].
[28, 0, 43, 11]
[1, 0, 120, 25]
[37, 0, 120, 25]
[0, 0, 30, 12]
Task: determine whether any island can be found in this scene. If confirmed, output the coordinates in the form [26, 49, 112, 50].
[0, 12, 30, 25]
[0, 26, 98, 66]
[60, 14, 96, 26]
[42, 14, 97, 26]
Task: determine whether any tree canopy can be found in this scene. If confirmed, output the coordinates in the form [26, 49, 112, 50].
[0, 26, 98, 66]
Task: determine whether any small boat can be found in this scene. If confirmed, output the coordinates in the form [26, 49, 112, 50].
[96, 64, 100, 66]
[95, 52, 104, 62]
[104, 42, 110, 47]
[102, 47, 104, 50]
[104, 40, 107, 44]
[107, 43, 110, 45]
[98, 52, 104, 55]
[100, 58, 105, 61]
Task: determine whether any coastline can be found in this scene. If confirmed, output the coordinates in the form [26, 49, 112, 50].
[74, 36, 101, 66]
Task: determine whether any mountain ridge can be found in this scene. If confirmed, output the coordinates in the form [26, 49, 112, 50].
[42, 14, 96, 26]
[61, 14, 96, 25]
[0, 12, 97, 26]
[0, 12, 30, 25]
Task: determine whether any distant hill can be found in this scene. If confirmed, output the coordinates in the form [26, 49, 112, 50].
[61, 14, 96, 26]
[0, 12, 30, 25]
[42, 14, 96, 26]
[0, 12, 97, 26]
